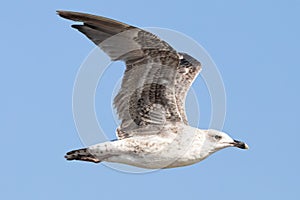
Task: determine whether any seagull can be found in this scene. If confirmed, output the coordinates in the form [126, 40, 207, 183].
[58, 11, 248, 169]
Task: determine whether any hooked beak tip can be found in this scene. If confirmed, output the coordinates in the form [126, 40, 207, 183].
[233, 140, 249, 150]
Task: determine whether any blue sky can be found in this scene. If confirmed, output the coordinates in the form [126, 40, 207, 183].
[1, 0, 299, 199]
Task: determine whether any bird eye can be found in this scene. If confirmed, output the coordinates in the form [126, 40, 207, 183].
[214, 135, 222, 140]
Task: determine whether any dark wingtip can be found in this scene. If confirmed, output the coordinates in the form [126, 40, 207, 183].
[71, 24, 82, 30]
[56, 10, 81, 21]
[56, 10, 67, 17]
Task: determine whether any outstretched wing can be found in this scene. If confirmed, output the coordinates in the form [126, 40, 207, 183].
[58, 11, 173, 61]
[58, 11, 201, 139]
[175, 53, 202, 124]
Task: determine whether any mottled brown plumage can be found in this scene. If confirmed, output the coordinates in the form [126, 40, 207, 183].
[57, 11, 201, 139]
[59, 11, 248, 168]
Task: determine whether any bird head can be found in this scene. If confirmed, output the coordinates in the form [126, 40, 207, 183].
[205, 129, 249, 151]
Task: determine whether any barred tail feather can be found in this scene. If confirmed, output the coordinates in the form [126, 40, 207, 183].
[64, 148, 101, 163]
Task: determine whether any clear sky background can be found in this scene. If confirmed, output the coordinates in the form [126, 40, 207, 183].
[1, 0, 299, 199]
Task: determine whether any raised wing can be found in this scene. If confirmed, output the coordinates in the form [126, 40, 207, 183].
[175, 53, 202, 124]
[57, 11, 174, 61]
[58, 11, 201, 139]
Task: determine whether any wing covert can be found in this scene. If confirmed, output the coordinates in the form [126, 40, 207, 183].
[58, 11, 202, 139]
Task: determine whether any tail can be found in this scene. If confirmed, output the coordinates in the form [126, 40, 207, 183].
[64, 148, 101, 163]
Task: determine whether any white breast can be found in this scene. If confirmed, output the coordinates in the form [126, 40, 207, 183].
[104, 126, 208, 169]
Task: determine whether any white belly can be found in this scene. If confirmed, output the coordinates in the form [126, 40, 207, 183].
[103, 131, 207, 169]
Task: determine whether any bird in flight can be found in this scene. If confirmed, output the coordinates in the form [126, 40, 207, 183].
[58, 11, 248, 169]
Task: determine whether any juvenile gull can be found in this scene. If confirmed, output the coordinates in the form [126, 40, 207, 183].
[58, 11, 248, 169]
